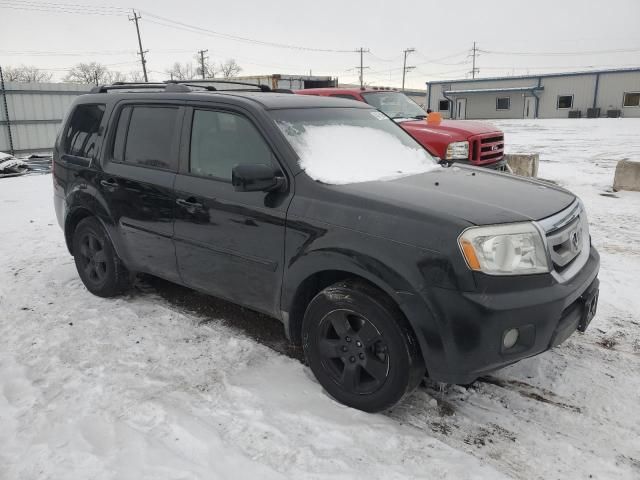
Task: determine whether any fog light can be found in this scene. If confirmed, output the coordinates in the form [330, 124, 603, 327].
[503, 328, 520, 349]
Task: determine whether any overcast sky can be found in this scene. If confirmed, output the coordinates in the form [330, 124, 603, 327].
[1, 0, 639, 88]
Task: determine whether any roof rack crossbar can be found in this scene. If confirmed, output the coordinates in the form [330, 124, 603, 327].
[91, 83, 169, 93]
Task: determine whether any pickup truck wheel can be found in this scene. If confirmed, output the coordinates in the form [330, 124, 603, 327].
[302, 280, 424, 412]
[72, 217, 131, 297]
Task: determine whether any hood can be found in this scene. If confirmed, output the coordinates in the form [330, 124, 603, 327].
[338, 166, 575, 226]
[399, 119, 501, 141]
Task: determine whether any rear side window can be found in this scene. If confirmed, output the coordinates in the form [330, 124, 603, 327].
[115, 106, 180, 170]
[63, 104, 105, 158]
[189, 110, 274, 180]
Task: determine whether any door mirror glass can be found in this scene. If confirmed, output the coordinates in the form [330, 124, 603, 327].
[232, 164, 283, 192]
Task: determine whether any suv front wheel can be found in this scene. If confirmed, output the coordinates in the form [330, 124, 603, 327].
[302, 280, 425, 412]
[72, 217, 131, 297]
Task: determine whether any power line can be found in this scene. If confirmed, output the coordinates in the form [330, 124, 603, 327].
[129, 9, 148, 82]
[140, 10, 354, 53]
[480, 46, 640, 56]
[0, 0, 127, 15]
[367, 51, 399, 63]
[413, 50, 470, 65]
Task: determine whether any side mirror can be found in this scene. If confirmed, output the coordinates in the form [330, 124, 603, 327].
[232, 164, 284, 192]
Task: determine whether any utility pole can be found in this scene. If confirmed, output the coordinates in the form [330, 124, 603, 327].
[470, 41, 479, 79]
[129, 9, 148, 82]
[198, 49, 208, 79]
[402, 48, 415, 91]
[355, 47, 370, 88]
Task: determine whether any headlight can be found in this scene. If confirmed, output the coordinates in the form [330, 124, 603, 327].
[445, 141, 469, 160]
[458, 222, 549, 275]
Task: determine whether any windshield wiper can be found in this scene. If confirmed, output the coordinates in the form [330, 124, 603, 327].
[412, 114, 427, 119]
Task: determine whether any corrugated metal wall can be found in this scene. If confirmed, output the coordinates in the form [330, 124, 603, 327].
[427, 70, 640, 120]
[0, 81, 91, 155]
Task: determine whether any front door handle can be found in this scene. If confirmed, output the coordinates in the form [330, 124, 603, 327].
[100, 178, 119, 189]
[176, 198, 203, 209]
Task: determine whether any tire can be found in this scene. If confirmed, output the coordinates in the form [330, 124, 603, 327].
[72, 217, 131, 297]
[302, 280, 425, 412]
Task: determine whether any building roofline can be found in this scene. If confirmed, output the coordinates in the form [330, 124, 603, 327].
[443, 86, 544, 95]
[426, 66, 640, 86]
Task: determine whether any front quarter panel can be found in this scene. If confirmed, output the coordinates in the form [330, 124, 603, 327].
[282, 204, 467, 374]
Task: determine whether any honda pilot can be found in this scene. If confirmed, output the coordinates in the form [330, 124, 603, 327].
[53, 81, 600, 413]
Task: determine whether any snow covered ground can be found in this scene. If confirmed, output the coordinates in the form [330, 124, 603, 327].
[1, 119, 639, 479]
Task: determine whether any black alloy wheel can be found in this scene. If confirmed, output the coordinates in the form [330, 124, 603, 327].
[78, 231, 108, 284]
[317, 309, 390, 395]
[302, 280, 425, 412]
[72, 217, 131, 297]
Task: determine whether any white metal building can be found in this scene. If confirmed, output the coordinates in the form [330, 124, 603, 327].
[426, 67, 640, 120]
[0, 81, 91, 154]
[229, 74, 336, 90]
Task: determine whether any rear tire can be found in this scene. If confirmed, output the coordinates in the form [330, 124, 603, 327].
[302, 280, 424, 412]
[72, 217, 131, 297]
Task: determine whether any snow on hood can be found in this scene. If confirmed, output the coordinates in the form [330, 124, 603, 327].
[0, 151, 14, 161]
[286, 125, 438, 185]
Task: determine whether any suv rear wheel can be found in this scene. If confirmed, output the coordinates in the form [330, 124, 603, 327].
[72, 217, 131, 297]
[302, 280, 424, 412]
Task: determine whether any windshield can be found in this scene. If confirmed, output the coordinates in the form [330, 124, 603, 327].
[270, 107, 437, 185]
[361, 91, 426, 119]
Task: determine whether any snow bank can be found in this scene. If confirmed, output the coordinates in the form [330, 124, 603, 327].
[285, 125, 438, 184]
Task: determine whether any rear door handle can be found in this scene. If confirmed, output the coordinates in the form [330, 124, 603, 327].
[100, 178, 119, 189]
[176, 198, 203, 209]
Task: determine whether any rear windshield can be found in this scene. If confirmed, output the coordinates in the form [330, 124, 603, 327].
[270, 107, 437, 185]
[361, 91, 426, 120]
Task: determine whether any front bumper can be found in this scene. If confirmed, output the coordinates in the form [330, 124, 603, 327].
[454, 157, 508, 171]
[423, 245, 600, 384]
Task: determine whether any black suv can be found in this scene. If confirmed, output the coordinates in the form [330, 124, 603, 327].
[53, 81, 600, 412]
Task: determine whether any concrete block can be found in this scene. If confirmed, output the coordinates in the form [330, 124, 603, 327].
[505, 154, 539, 177]
[613, 160, 640, 192]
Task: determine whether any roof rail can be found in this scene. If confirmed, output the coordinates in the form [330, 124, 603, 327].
[89, 79, 272, 94]
[165, 79, 271, 92]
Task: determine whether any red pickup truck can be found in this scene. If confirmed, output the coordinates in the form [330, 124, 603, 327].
[296, 87, 506, 169]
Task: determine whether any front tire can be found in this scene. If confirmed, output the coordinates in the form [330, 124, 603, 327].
[72, 217, 131, 297]
[302, 280, 424, 412]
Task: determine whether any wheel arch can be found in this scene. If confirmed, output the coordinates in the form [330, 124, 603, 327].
[282, 254, 431, 367]
[64, 203, 121, 259]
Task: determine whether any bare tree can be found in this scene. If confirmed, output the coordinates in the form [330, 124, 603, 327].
[64, 62, 110, 85]
[104, 71, 128, 83]
[128, 70, 145, 82]
[2, 65, 52, 83]
[165, 62, 196, 81]
[196, 62, 216, 79]
[218, 59, 242, 79]
[194, 53, 215, 79]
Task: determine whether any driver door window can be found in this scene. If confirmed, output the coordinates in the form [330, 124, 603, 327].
[189, 109, 274, 180]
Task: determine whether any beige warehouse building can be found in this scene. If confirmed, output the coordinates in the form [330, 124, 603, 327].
[426, 67, 640, 120]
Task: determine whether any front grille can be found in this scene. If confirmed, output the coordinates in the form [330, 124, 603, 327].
[547, 217, 582, 270]
[470, 133, 504, 163]
[537, 201, 589, 281]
